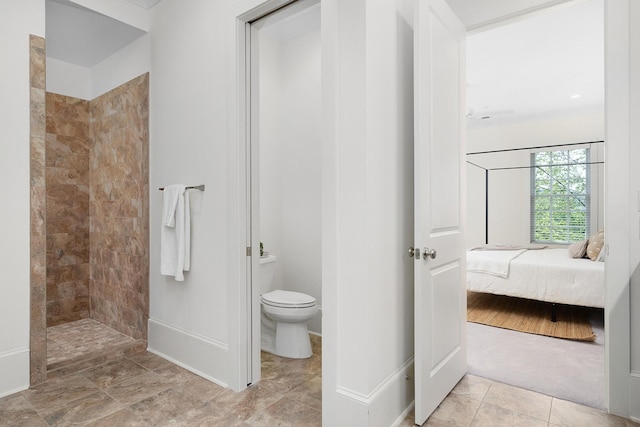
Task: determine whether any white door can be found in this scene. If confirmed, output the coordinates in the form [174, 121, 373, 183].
[413, 0, 467, 423]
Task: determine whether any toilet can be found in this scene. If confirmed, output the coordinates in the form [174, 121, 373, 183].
[259, 254, 318, 358]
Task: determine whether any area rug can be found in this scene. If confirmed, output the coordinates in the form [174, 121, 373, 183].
[467, 291, 596, 341]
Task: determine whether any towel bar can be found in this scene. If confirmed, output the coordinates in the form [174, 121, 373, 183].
[159, 185, 205, 191]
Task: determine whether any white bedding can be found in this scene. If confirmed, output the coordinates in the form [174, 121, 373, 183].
[467, 249, 526, 278]
[466, 248, 605, 308]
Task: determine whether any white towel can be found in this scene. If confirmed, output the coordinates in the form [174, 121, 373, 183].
[160, 184, 191, 281]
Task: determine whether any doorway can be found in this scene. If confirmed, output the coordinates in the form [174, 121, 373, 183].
[245, 0, 322, 400]
[464, 0, 606, 409]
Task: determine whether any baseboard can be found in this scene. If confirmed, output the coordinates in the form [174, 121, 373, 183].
[391, 401, 415, 427]
[0, 348, 29, 398]
[630, 371, 640, 422]
[147, 318, 229, 388]
[335, 357, 415, 427]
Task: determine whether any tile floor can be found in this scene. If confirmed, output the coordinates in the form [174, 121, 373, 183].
[1, 335, 322, 427]
[399, 375, 640, 427]
[46, 319, 147, 380]
[2, 325, 638, 426]
[47, 319, 137, 366]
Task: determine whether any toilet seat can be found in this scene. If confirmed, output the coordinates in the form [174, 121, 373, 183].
[261, 290, 316, 308]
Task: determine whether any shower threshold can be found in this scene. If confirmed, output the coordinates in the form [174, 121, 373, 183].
[46, 318, 146, 379]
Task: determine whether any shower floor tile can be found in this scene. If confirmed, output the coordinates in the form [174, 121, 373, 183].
[47, 318, 137, 367]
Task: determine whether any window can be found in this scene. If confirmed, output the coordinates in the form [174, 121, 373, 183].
[531, 148, 590, 244]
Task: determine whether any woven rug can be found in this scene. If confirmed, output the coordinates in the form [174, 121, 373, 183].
[467, 291, 596, 341]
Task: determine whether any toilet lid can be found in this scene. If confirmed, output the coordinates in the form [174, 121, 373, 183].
[261, 290, 316, 308]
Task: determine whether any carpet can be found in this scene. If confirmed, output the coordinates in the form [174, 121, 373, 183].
[467, 318, 605, 409]
[467, 291, 596, 341]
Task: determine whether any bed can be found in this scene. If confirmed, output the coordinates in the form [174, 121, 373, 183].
[467, 247, 605, 309]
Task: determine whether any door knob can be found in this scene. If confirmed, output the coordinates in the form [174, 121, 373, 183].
[423, 247, 437, 259]
[408, 246, 420, 259]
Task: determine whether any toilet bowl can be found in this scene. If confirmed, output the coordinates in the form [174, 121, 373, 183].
[259, 255, 318, 359]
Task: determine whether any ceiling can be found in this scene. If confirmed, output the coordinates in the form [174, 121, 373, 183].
[46, 0, 604, 125]
[465, 0, 604, 127]
[46, 0, 149, 67]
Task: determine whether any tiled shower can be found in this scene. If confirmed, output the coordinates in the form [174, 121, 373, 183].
[30, 36, 150, 383]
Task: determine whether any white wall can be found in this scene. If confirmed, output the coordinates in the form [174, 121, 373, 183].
[46, 57, 91, 99]
[630, 2, 640, 419]
[466, 111, 605, 247]
[90, 34, 151, 99]
[323, 0, 415, 425]
[258, 30, 284, 290]
[47, 34, 150, 100]
[607, 1, 640, 420]
[0, 0, 45, 398]
[148, 0, 231, 387]
[68, 0, 149, 31]
[259, 23, 322, 334]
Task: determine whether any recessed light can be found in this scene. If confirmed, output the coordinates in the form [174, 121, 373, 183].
[571, 94, 582, 99]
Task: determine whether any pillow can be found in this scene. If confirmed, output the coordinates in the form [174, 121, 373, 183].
[568, 239, 589, 258]
[586, 230, 605, 261]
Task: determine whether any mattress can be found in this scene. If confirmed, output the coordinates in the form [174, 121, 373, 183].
[467, 248, 605, 308]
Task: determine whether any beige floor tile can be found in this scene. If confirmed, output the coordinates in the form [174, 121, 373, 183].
[163, 400, 242, 427]
[426, 392, 482, 426]
[21, 374, 100, 413]
[41, 391, 122, 427]
[0, 394, 48, 427]
[127, 350, 175, 371]
[47, 318, 135, 366]
[451, 374, 492, 401]
[103, 370, 173, 406]
[82, 357, 149, 389]
[550, 398, 630, 427]
[153, 363, 226, 402]
[18, 330, 640, 427]
[259, 395, 321, 427]
[84, 407, 152, 427]
[128, 388, 205, 425]
[483, 381, 552, 422]
[287, 375, 322, 410]
[214, 382, 286, 422]
[472, 402, 549, 427]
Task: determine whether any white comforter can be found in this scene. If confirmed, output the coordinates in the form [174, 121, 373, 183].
[466, 248, 605, 308]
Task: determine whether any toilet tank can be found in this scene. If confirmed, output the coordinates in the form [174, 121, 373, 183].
[259, 254, 277, 295]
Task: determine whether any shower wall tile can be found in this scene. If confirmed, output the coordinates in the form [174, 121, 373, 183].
[35, 55, 149, 377]
[45, 92, 91, 327]
[30, 34, 47, 385]
[89, 73, 149, 340]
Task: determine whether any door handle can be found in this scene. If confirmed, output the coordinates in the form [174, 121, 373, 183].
[422, 247, 437, 259]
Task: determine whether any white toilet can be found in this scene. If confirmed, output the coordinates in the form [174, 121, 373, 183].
[259, 254, 318, 358]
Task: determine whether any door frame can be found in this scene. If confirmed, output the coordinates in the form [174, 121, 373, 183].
[463, 0, 631, 416]
[234, 0, 294, 391]
[234, 0, 321, 390]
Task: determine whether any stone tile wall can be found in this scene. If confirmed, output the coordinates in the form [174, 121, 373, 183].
[89, 73, 149, 340]
[33, 68, 149, 381]
[45, 93, 91, 327]
[30, 34, 47, 385]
